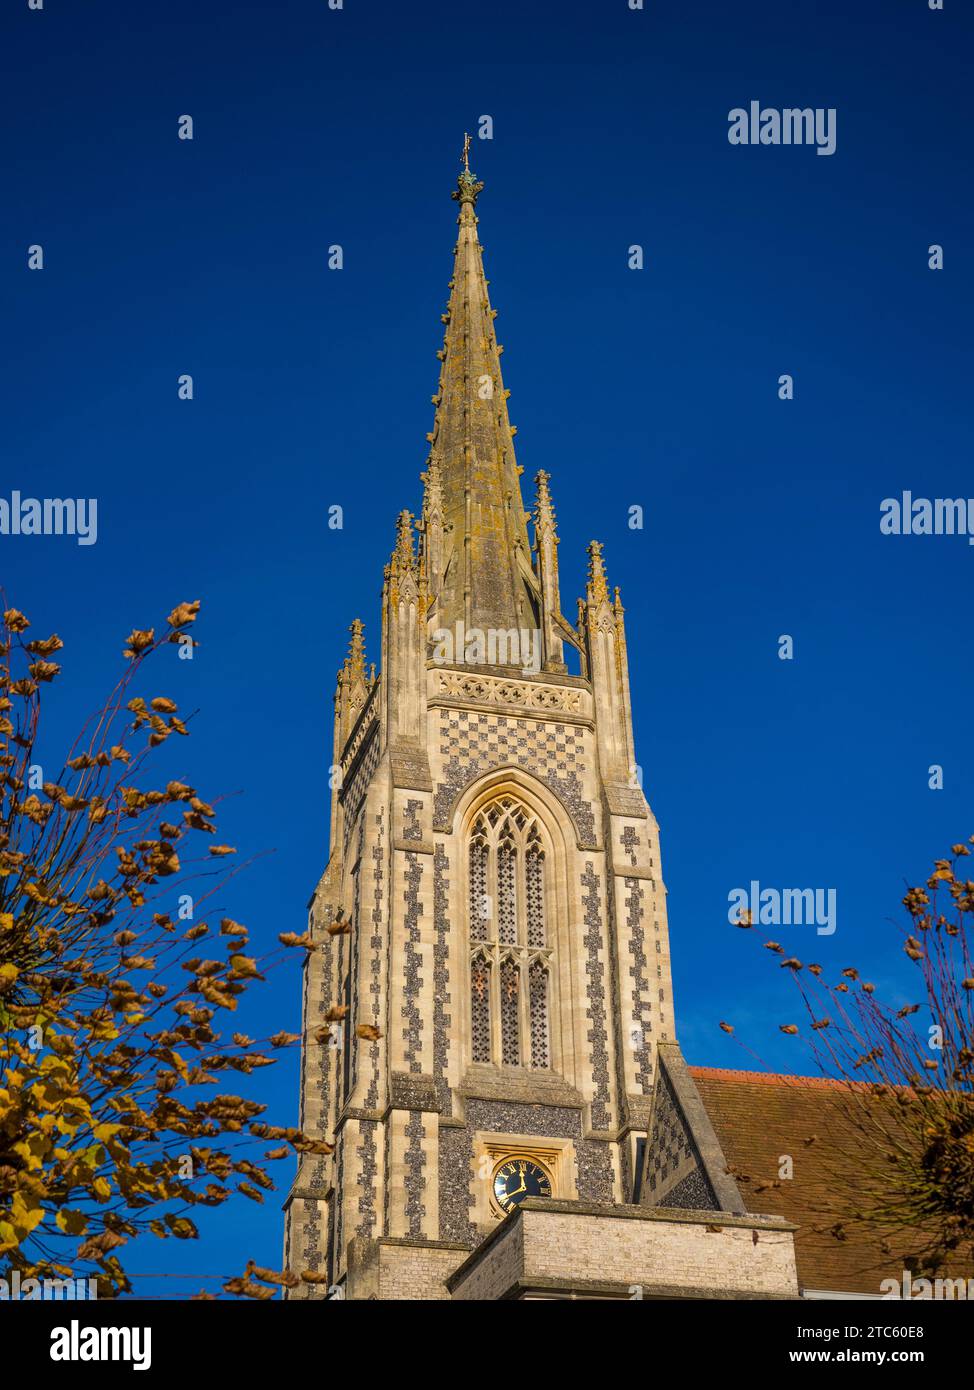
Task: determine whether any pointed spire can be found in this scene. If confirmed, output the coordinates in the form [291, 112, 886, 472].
[424, 144, 533, 639]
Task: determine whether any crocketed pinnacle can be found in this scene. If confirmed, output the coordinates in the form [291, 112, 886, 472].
[587, 541, 610, 605]
[533, 470, 558, 541]
[394, 509, 416, 567]
[346, 618, 366, 680]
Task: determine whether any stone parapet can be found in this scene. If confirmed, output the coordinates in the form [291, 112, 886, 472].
[447, 1200, 800, 1301]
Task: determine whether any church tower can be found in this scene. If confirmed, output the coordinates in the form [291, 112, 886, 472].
[283, 150, 800, 1301]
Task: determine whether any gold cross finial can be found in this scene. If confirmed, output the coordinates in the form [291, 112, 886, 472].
[462, 132, 471, 172]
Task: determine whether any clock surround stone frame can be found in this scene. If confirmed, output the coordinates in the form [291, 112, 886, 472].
[475, 1133, 576, 1224]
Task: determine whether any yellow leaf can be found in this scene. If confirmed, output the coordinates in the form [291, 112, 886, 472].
[10, 1193, 45, 1237]
[92, 1177, 112, 1202]
[12, 1135, 48, 1171]
[56, 1209, 89, 1235]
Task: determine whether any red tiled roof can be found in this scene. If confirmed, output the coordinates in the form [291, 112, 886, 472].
[690, 1065, 973, 1296]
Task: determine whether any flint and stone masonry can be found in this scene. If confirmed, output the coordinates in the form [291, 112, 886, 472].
[282, 155, 798, 1301]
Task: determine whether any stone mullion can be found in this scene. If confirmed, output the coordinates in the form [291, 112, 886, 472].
[516, 843, 530, 1063]
[508, 947, 525, 1070]
[489, 941, 501, 1067]
[487, 837, 501, 1067]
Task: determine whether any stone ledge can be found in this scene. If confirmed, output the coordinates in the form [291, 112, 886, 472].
[475, 1197, 795, 1232]
[284, 1186, 332, 1205]
[390, 1072, 441, 1112]
[335, 1106, 383, 1128]
[447, 1200, 799, 1301]
[623, 1097, 653, 1130]
[500, 1275, 800, 1301]
[377, 1236, 471, 1252]
[389, 749, 433, 792]
[603, 785, 651, 820]
[460, 1066, 585, 1108]
[615, 866, 658, 882]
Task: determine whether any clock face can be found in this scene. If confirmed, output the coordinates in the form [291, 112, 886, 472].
[492, 1157, 553, 1213]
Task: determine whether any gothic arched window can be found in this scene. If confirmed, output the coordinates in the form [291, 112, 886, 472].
[467, 797, 552, 1069]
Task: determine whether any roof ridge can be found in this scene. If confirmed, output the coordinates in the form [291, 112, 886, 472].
[689, 1065, 850, 1090]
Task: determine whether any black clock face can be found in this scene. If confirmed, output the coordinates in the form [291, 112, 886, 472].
[492, 1158, 552, 1212]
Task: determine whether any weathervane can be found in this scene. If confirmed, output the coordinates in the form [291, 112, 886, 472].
[452, 133, 484, 206]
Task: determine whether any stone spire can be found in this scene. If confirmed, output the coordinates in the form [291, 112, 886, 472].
[423, 145, 535, 639]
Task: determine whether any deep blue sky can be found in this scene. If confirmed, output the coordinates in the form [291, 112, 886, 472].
[4, 0, 972, 1296]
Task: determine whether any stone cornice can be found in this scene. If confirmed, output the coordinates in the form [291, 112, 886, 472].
[428, 665, 594, 725]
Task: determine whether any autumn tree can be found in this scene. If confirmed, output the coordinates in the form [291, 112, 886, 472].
[728, 840, 974, 1276]
[0, 601, 335, 1298]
